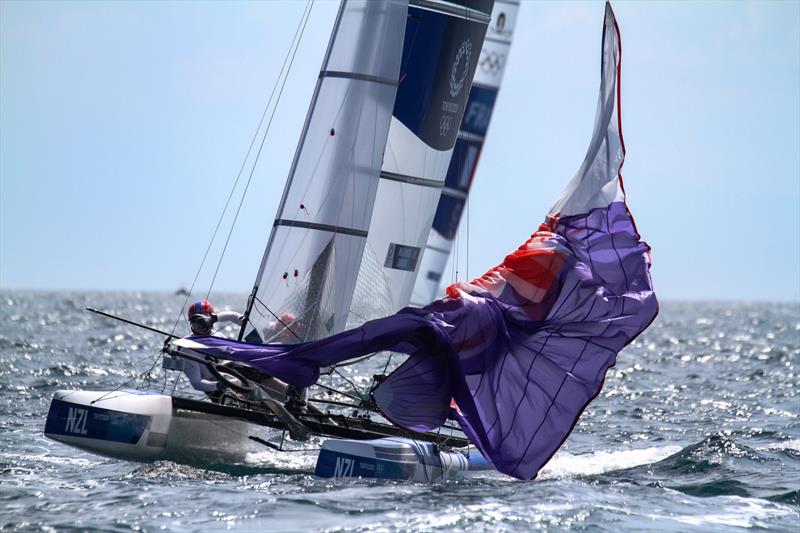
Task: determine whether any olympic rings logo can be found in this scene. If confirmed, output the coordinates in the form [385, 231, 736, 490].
[479, 51, 505, 75]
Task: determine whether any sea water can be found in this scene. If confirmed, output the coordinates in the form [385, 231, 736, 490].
[1, 291, 797, 532]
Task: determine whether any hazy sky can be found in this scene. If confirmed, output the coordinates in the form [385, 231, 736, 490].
[1, 1, 798, 302]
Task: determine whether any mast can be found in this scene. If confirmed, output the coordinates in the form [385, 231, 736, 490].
[410, 0, 519, 306]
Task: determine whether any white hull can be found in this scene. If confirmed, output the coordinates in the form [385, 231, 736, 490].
[315, 437, 492, 482]
[45, 390, 494, 480]
[44, 390, 278, 465]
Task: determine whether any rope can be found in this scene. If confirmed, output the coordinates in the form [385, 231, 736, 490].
[464, 192, 470, 283]
[253, 295, 303, 342]
[165, 1, 315, 339]
[333, 368, 366, 400]
[89, 351, 163, 405]
[206, 0, 315, 298]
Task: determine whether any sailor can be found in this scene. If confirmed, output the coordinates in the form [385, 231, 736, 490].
[182, 300, 244, 393]
[182, 300, 289, 402]
[264, 312, 299, 343]
[187, 300, 244, 336]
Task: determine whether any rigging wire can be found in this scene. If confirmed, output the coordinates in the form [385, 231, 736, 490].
[332, 368, 365, 400]
[166, 0, 315, 338]
[205, 0, 314, 299]
[253, 295, 303, 342]
[464, 191, 470, 283]
[314, 381, 362, 402]
[89, 351, 163, 405]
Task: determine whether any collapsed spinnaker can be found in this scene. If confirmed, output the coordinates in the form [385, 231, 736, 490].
[186, 2, 656, 481]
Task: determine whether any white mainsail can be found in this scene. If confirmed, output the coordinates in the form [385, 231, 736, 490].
[243, 0, 496, 342]
[242, 0, 409, 343]
[410, 0, 519, 306]
[348, 0, 496, 325]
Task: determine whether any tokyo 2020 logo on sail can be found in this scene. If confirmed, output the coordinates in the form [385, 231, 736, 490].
[449, 39, 473, 98]
[392, 15, 485, 150]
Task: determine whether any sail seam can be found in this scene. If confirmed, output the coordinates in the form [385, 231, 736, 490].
[409, 0, 491, 24]
[484, 35, 512, 46]
[425, 243, 451, 255]
[457, 131, 485, 142]
[442, 186, 468, 200]
[380, 170, 443, 188]
[273, 219, 368, 238]
[319, 70, 399, 86]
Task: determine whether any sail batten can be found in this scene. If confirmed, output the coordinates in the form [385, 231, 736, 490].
[379, 171, 444, 188]
[318, 71, 401, 86]
[273, 219, 369, 238]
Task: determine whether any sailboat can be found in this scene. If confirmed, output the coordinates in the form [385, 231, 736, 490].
[44, 1, 657, 482]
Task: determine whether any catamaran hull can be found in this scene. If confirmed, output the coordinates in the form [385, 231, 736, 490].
[45, 390, 494, 480]
[315, 438, 493, 482]
[44, 390, 278, 465]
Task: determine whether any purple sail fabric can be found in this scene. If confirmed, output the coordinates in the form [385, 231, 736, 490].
[186, 2, 657, 480]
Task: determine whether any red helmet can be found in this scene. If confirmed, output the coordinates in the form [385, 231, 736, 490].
[187, 300, 214, 319]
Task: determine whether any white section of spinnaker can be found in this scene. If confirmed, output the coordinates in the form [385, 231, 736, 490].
[549, 3, 623, 218]
[244, 0, 409, 342]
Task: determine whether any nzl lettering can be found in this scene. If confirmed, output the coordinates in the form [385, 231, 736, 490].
[333, 456, 355, 478]
[64, 407, 89, 435]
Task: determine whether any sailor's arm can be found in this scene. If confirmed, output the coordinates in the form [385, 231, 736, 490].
[182, 360, 219, 392]
[214, 311, 244, 326]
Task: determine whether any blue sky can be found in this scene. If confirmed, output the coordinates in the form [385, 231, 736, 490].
[1, 1, 798, 302]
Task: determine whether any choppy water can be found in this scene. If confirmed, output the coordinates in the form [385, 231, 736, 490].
[1, 291, 798, 531]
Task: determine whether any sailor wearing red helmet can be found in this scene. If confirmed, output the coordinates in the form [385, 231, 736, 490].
[187, 300, 244, 336]
[182, 300, 289, 402]
[183, 300, 244, 393]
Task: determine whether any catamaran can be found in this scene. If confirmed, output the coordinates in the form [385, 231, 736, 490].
[45, 1, 657, 482]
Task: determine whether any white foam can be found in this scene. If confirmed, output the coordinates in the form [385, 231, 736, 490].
[249, 442, 687, 481]
[244, 448, 318, 472]
[651, 494, 797, 529]
[2, 451, 96, 468]
[758, 439, 800, 452]
[537, 445, 683, 480]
